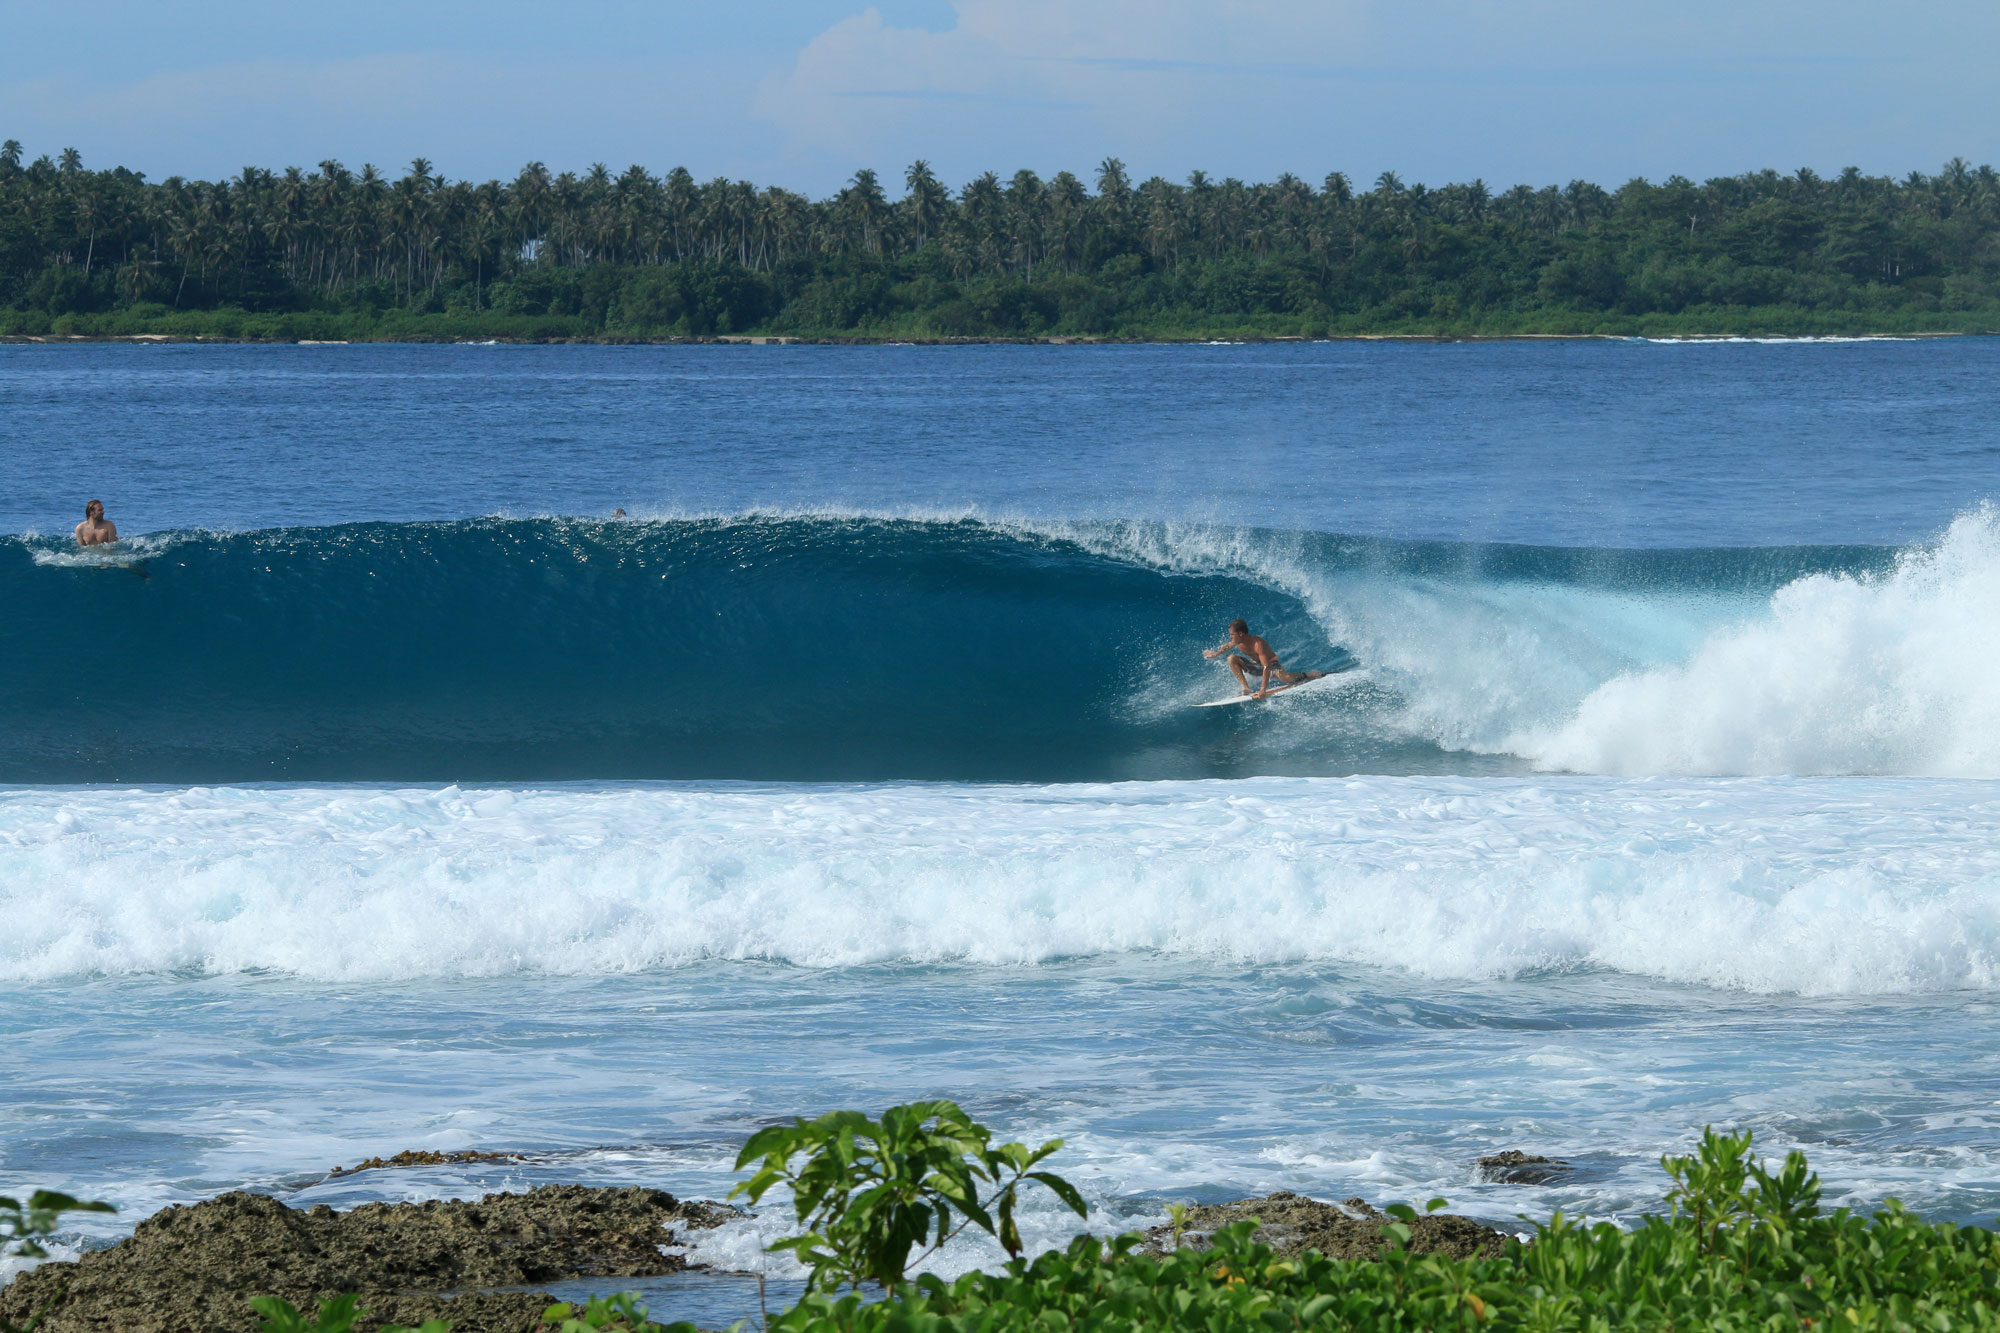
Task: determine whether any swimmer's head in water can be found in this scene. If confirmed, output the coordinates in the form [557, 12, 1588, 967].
[85, 499, 104, 520]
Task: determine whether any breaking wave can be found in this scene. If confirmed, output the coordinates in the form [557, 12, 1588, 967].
[6, 507, 1994, 780]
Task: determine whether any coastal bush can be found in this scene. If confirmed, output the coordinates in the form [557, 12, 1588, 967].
[208, 1120, 2000, 1331]
[733, 1100, 1088, 1294]
[0, 1192, 112, 1262]
[249, 1293, 448, 1333]
[1, 1191, 113, 1333]
[761, 1126, 2000, 1332]
[539, 1292, 673, 1332]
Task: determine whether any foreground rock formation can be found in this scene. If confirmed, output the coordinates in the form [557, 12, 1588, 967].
[3, 1181, 1514, 1332]
[1143, 1191, 1510, 1261]
[0, 1185, 730, 1333]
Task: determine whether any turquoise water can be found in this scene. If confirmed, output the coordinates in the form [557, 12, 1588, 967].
[4, 339, 2000, 1325]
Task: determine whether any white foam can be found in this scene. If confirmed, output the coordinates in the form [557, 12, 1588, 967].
[1525, 510, 2000, 775]
[5, 777, 1999, 994]
[1029, 509, 2000, 778]
[24, 531, 180, 567]
[1634, 335, 1927, 344]
[1018, 514, 1748, 757]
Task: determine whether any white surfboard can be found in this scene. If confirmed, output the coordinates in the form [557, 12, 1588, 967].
[1193, 669, 1370, 708]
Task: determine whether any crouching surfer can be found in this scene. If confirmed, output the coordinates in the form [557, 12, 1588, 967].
[1204, 619, 1323, 699]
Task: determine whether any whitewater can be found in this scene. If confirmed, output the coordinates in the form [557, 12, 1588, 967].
[6, 340, 2000, 1325]
[7, 777, 2000, 991]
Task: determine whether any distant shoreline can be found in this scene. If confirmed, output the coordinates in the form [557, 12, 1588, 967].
[1, 330, 1988, 346]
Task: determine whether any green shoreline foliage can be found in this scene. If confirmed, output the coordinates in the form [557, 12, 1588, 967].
[733, 1101, 1087, 1295]
[723, 1122, 2000, 1332]
[1, 1190, 113, 1333]
[5, 141, 2000, 340]
[17, 1120, 2000, 1331]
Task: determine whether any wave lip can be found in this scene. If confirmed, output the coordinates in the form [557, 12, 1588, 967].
[5, 777, 1999, 995]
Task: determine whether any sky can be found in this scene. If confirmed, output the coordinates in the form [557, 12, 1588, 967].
[2, 0, 1995, 197]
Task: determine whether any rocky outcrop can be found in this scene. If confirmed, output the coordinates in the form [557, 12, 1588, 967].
[1143, 1191, 1509, 1261]
[0, 1185, 731, 1333]
[1476, 1151, 1574, 1185]
[328, 1150, 524, 1178]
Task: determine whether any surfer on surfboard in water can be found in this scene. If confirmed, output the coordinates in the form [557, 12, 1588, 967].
[1204, 619, 1324, 699]
[74, 499, 118, 547]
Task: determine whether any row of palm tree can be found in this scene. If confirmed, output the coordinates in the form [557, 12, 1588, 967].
[4, 139, 1998, 310]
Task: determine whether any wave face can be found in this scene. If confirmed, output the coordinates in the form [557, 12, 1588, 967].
[7, 778, 2000, 992]
[8, 509, 1993, 781]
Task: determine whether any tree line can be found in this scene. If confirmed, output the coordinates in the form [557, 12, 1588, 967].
[4, 139, 1999, 338]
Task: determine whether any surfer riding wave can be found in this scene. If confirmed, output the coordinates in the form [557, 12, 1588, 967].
[1204, 619, 1324, 699]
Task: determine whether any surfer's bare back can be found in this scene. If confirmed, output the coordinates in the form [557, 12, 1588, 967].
[75, 499, 118, 546]
[1204, 619, 1322, 699]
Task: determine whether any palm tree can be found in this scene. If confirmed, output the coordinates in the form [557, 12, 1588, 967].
[1094, 158, 1133, 240]
[958, 172, 1005, 275]
[1003, 169, 1045, 277]
[840, 168, 890, 255]
[902, 161, 948, 251]
[118, 246, 161, 304]
[1045, 171, 1088, 274]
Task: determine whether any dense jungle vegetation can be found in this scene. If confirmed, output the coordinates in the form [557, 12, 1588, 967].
[4, 140, 2000, 340]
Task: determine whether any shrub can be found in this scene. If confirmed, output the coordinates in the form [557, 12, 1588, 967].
[540, 1291, 680, 1332]
[249, 1294, 448, 1333]
[733, 1099, 1087, 1294]
[1, 1190, 114, 1333]
[766, 1126, 2000, 1332]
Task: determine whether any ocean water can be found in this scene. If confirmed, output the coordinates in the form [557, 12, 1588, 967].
[5, 340, 2000, 1324]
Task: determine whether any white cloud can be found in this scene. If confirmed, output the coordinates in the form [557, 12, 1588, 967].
[2, 0, 1994, 196]
[752, 2, 1368, 184]
[751, 0, 2000, 192]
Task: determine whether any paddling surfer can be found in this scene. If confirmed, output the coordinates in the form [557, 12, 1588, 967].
[74, 499, 118, 546]
[1204, 619, 1323, 699]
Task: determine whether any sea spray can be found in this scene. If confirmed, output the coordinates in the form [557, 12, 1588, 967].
[1526, 508, 2000, 775]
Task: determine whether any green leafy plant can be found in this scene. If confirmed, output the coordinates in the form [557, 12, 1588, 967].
[0, 1191, 114, 1261]
[538, 1291, 699, 1333]
[733, 1100, 1088, 1293]
[248, 1294, 452, 1333]
[0, 1190, 114, 1333]
[1662, 1123, 1821, 1246]
[750, 1124, 2000, 1332]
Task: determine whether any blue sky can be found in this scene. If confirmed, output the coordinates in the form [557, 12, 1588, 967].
[2, 0, 1994, 196]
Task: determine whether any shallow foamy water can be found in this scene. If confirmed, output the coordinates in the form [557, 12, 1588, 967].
[6, 775, 2000, 1319]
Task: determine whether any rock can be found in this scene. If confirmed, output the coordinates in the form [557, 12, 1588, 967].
[0, 1184, 733, 1333]
[329, 1149, 523, 1177]
[1143, 1191, 1508, 1261]
[1476, 1150, 1572, 1185]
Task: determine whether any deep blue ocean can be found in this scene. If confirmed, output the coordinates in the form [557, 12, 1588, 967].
[5, 338, 2000, 1324]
